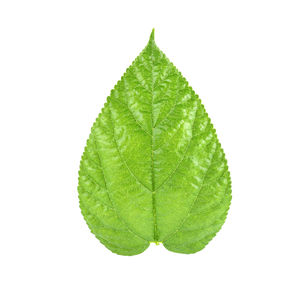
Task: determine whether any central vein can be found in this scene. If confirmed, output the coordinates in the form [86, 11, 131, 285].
[149, 31, 158, 242]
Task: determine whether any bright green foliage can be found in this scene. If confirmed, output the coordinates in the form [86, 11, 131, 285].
[78, 30, 231, 255]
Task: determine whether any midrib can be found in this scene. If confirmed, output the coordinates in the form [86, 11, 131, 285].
[150, 39, 158, 242]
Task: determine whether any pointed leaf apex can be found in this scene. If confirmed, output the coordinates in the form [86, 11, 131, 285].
[149, 28, 155, 43]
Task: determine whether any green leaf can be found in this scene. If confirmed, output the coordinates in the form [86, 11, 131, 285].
[78, 29, 231, 255]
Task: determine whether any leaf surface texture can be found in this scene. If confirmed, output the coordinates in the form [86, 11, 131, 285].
[78, 30, 231, 255]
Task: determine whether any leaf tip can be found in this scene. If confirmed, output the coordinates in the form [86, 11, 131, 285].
[149, 28, 155, 43]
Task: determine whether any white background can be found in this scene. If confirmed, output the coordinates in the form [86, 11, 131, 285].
[1, 0, 299, 284]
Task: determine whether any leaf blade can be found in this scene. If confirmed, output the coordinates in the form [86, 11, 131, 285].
[78, 30, 231, 255]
